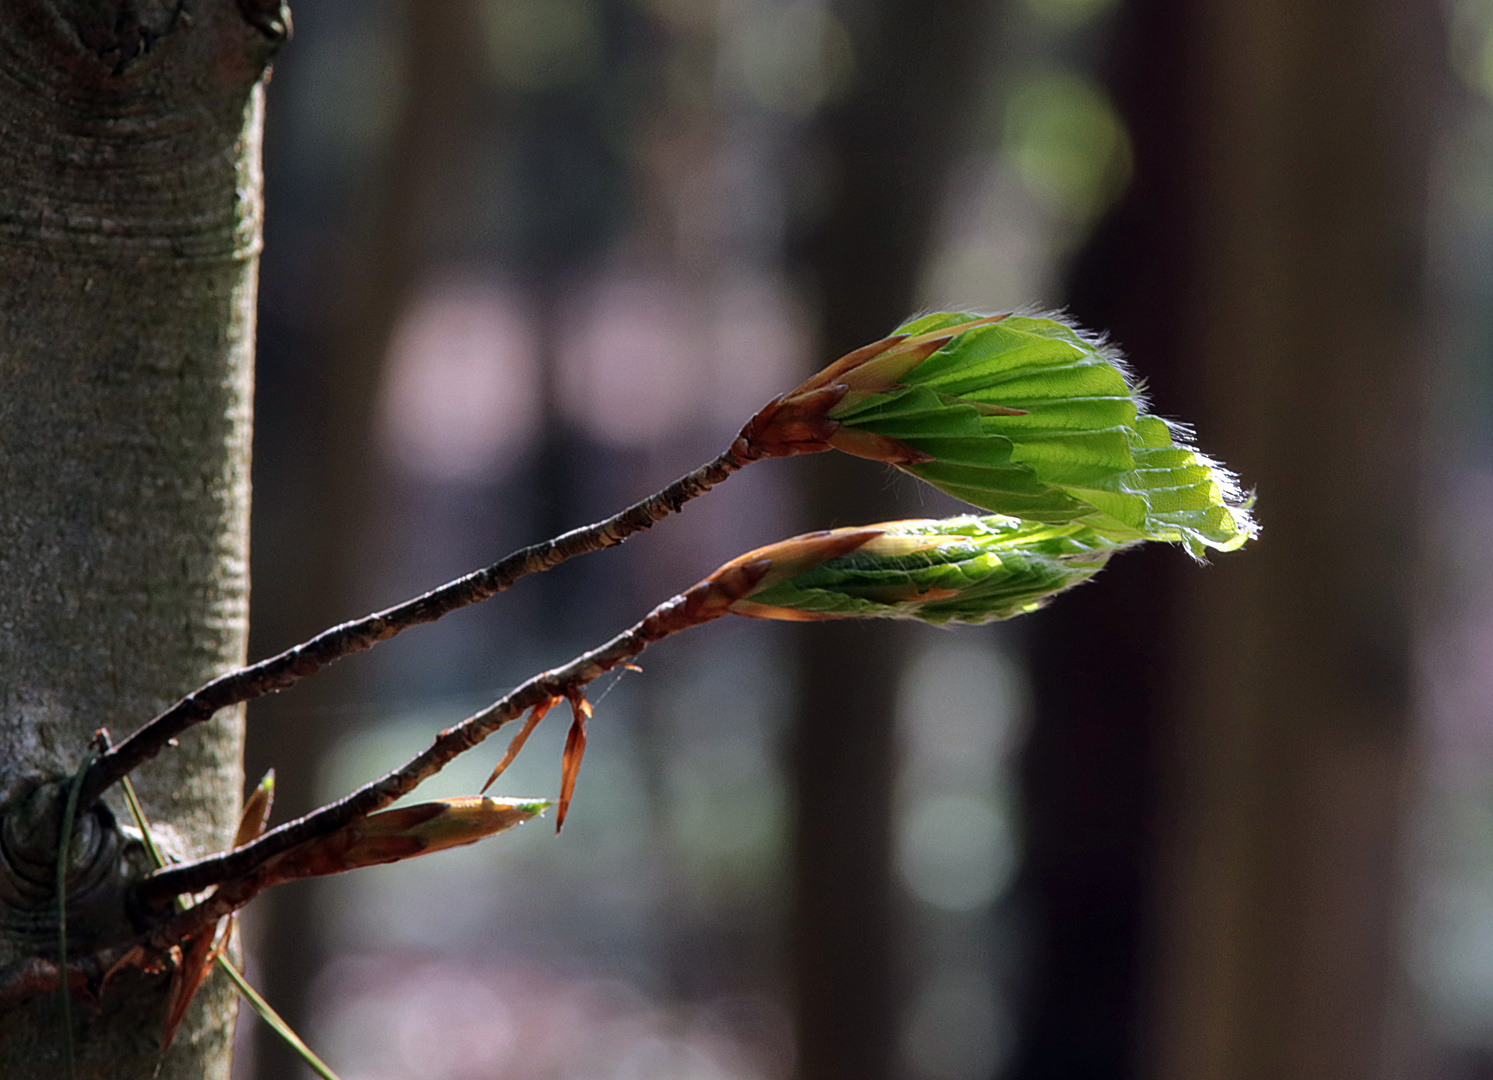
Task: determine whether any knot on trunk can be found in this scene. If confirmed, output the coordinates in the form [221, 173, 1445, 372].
[0, 781, 149, 963]
[57, 0, 184, 75]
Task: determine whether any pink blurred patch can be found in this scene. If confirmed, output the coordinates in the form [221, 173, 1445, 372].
[379, 277, 542, 482]
[558, 273, 805, 447]
[309, 953, 794, 1080]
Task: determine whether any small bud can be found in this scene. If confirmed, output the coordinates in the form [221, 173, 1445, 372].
[233, 769, 275, 849]
[263, 797, 548, 883]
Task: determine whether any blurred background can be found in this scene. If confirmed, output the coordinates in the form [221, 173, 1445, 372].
[231, 1, 1492, 1078]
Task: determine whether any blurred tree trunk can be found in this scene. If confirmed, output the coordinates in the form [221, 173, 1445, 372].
[1010, 1, 1195, 1074]
[1153, 3, 1435, 1077]
[0, 2, 282, 1077]
[791, 2, 997, 1078]
[1015, 2, 1438, 1079]
[247, 3, 482, 1078]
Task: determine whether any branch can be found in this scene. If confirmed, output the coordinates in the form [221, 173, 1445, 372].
[80, 326, 949, 806]
[80, 447, 750, 807]
[135, 558, 766, 905]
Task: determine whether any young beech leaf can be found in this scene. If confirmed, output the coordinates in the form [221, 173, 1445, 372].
[712, 515, 1130, 626]
[745, 311, 1256, 557]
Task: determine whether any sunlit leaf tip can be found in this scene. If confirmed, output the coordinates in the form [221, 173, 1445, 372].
[848, 311, 1257, 555]
[742, 310, 1257, 556]
[713, 515, 1131, 625]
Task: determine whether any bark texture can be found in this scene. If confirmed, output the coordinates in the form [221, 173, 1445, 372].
[0, 2, 280, 1076]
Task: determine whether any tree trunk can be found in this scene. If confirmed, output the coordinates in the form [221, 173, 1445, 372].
[0, 3, 281, 1076]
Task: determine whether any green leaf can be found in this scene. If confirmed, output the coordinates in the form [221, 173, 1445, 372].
[831, 312, 1257, 556]
[730, 515, 1129, 625]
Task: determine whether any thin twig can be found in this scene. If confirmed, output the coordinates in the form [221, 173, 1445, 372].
[81, 447, 748, 807]
[136, 563, 756, 906]
[0, 549, 774, 1006]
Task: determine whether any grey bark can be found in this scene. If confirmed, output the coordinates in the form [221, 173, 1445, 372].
[0, 2, 281, 1076]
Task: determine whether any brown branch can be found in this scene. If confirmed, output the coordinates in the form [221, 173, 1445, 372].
[0, 525, 792, 1009]
[80, 446, 751, 808]
[80, 318, 921, 808]
[134, 557, 767, 906]
[4, 593, 706, 1008]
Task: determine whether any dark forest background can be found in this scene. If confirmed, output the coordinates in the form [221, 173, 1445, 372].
[236, 2, 1493, 1078]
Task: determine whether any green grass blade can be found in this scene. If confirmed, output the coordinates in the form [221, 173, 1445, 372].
[118, 774, 166, 871]
[215, 957, 342, 1080]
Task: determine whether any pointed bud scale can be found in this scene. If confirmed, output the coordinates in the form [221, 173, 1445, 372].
[723, 515, 1132, 625]
[824, 312, 1258, 556]
[161, 920, 231, 1050]
[733, 319, 1007, 461]
[555, 695, 593, 834]
[698, 528, 887, 603]
[482, 697, 560, 793]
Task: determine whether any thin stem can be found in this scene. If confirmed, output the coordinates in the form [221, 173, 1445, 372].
[82, 447, 747, 807]
[137, 573, 733, 905]
[218, 958, 342, 1080]
[0, 554, 767, 1007]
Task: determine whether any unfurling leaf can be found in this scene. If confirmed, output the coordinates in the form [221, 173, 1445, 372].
[734, 321, 1003, 460]
[263, 797, 548, 882]
[740, 312, 1256, 557]
[712, 515, 1128, 625]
